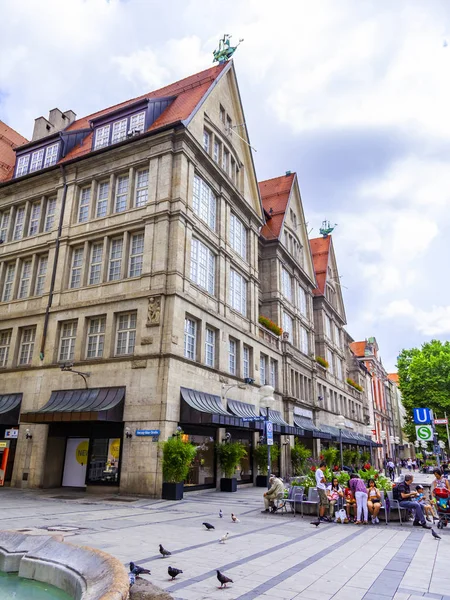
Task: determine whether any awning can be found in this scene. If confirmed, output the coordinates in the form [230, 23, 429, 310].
[293, 416, 332, 440]
[260, 408, 289, 426]
[319, 424, 355, 444]
[180, 387, 243, 427]
[21, 388, 125, 423]
[227, 399, 259, 418]
[0, 394, 22, 425]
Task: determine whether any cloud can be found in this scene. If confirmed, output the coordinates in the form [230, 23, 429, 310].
[381, 300, 450, 336]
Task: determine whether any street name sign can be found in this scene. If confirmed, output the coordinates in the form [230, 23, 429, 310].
[415, 425, 433, 441]
[266, 421, 274, 446]
[242, 417, 265, 422]
[434, 418, 448, 425]
[136, 429, 160, 436]
[413, 408, 432, 424]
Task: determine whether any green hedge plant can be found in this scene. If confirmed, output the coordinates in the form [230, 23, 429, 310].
[161, 434, 198, 483]
[291, 442, 311, 475]
[216, 441, 247, 478]
[254, 444, 281, 475]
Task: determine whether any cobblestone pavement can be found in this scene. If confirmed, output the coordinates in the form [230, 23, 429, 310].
[0, 480, 448, 600]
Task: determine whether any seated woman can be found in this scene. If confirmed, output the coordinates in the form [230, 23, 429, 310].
[344, 485, 356, 522]
[367, 478, 381, 524]
[431, 469, 450, 494]
[327, 477, 344, 519]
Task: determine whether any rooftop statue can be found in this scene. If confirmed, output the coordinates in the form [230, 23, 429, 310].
[213, 34, 243, 64]
[319, 220, 337, 238]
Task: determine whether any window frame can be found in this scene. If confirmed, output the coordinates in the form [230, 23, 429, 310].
[115, 175, 129, 213]
[0, 210, 10, 241]
[229, 338, 237, 375]
[229, 269, 247, 316]
[108, 237, 123, 281]
[89, 242, 104, 285]
[115, 312, 137, 356]
[13, 206, 25, 241]
[0, 329, 12, 367]
[29, 148, 44, 173]
[44, 197, 57, 232]
[94, 124, 111, 150]
[192, 175, 216, 231]
[18, 259, 32, 299]
[28, 201, 41, 236]
[19, 326, 36, 366]
[78, 187, 91, 223]
[229, 213, 247, 260]
[260, 353, 268, 385]
[269, 358, 277, 388]
[135, 169, 149, 207]
[70, 247, 84, 289]
[128, 232, 144, 278]
[205, 327, 215, 368]
[86, 316, 106, 359]
[58, 321, 78, 362]
[43, 143, 59, 168]
[111, 118, 127, 144]
[34, 255, 48, 296]
[281, 267, 293, 302]
[282, 311, 293, 341]
[96, 181, 110, 218]
[190, 238, 215, 295]
[16, 155, 30, 177]
[2, 263, 16, 302]
[243, 345, 251, 379]
[184, 317, 197, 361]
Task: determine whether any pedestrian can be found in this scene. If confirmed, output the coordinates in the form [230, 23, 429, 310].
[315, 461, 330, 522]
[412, 459, 417, 472]
[387, 459, 395, 481]
[367, 478, 381, 524]
[261, 474, 284, 513]
[395, 474, 429, 528]
[349, 473, 368, 525]
[407, 458, 412, 472]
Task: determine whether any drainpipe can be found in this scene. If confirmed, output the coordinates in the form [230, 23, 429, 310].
[39, 165, 68, 360]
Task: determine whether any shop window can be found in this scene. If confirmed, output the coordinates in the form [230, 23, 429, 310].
[184, 434, 215, 487]
[87, 438, 120, 484]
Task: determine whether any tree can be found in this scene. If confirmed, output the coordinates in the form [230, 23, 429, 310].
[397, 340, 450, 441]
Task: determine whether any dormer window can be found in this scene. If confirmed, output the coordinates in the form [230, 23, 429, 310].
[43, 143, 59, 168]
[30, 149, 45, 172]
[93, 110, 146, 151]
[15, 141, 60, 178]
[16, 155, 30, 177]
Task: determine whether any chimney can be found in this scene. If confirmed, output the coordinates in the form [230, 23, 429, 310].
[32, 108, 76, 142]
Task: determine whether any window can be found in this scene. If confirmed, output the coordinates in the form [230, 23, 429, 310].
[203, 131, 210, 153]
[205, 327, 215, 368]
[270, 358, 277, 388]
[108, 238, 123, 281]
[135, 169, 149, 207]
[18, 260, 32, 299]
[229, 214, 247, 260]
[220, 105, 225, 123]
[112, 118, 127, 144]
[282, 312, 293, 341]
[298, 286, 307, 316]
[45, 198, 56, 231]
[86, 317, 106, 359]
[190, 238, 215, 294]
[129, 111, 145, 133]
[229, 338, 237, 375]
[28, 202, 41, 236]
[129, 233, 144, 277]
[222, 149, 229, 173]
[59, 321, 77, 362]
[0, 211, 10, 241]
[94, 124, 110, 149]
[16, 155, 30, 177]
[19, 327, 36, 365]
[0, 329, 11, 367]
[260, 354, 268, 385]
[281, 268, 292, 302]
[229, 269, 247, 315]
[29, 149, 44, 173]
[326, 348, 334, 374]
[34, 255, 48, 296]
[184, 317, 197, 360]
[78, 187, 91, 222]
[115, 175, 129, 212]
[334, 324, 340, 347]
[300, 326, 309, 355]
[44, 143, 59, 168]
[116, 312, 137, 356]
[2, 264, 15, 302]
[96, 182, 109, 218]
[192, 175, 216, 230]
[89, 242, 103, 285]
[243, 345, 251, 379]
[325, 315, 332, 339]
[70, 247, 84, 289]
[213, 140, 220, 163]
[13, 206, 25, 240]
[336, 359, 343, 381]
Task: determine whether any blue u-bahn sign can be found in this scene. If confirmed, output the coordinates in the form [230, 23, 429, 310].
[413, 408, 432, 424]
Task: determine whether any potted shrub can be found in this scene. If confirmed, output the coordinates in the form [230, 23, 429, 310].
[322, 446, 338, 469]
[291, 442, 311, 476]
[216, 441, 247, 492]
[161, 433, 197, 500]
[253, 444, 281, 486]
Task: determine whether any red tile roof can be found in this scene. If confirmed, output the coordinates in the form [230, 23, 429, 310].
[0, 121, 28, 182]
[350, 341, 366, 358]
[387, 373, 399, 384]
[309, 236, 331, 296]
[259, 173, 295, 239]
[1, 64, 227, 178]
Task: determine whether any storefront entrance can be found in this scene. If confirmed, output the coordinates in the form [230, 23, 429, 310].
[62, 438, 89, 487]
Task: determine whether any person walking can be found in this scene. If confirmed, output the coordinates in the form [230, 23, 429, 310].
[407, 458, 412, 472]
[367, 478, 381, 524]
[387, 459, 395, 481]
[349, 473, 368, 524]
[316, 461, 330, 522]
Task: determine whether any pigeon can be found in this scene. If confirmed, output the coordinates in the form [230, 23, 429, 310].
[310, 519, 321, 527]
[219, 532, 229, 544]
[431, 529, 441, 540]
[203, 522, 215, 530]
[231, 513, 240, 523]
[217, 569, 233, 588]
[128, 572, 136, 587]
[129, 562, 151, 577]
[219, 509, 223, 518]
[168, 566, 183, 580]
[159, 544, 172, 558]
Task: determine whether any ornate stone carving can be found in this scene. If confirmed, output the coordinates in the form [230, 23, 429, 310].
[146, 296, 161, 326]
[132, 360, 147, 369]
[141, 336, 154, 345]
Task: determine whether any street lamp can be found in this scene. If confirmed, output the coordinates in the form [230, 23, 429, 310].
[336, 414, 346, 470]
[366, 426, 374, 465]
[380, 430, 387, 471]
[259, 385, 275, 488]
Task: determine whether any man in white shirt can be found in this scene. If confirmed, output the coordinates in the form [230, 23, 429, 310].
[315, 460, 329, 521]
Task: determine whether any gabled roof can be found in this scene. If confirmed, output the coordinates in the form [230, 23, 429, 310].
[259, 173, 295, 240]
[0, 121, 28, 181]
[388, 373, 399, 385]
[309, 236, 331, 296]
[350, 341, 366, 358]
[1, 63, 228, 181]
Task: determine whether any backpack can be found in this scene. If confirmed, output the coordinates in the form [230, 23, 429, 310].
[392, 485, 400, 501]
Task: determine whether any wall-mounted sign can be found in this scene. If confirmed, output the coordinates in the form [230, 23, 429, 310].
[4, 429, 18, 439]
[415, 425, 433, 442]
[135, 429, 160, 437]
[413, 408, 432, 424]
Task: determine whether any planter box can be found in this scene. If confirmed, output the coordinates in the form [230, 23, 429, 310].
[220, 478, 237, 492]
[162, 482, 184, 501]
[256, 475, 268, 487]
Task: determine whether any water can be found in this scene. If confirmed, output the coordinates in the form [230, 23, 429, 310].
[0, 571, 72, 599]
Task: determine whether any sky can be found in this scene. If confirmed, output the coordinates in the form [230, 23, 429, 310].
[1, 0, 450, 371]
